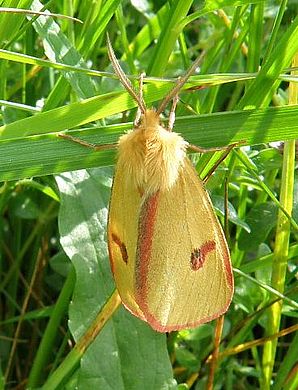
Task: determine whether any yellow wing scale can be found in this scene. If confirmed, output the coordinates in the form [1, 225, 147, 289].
[135, 159, 233, 331]
[106, 40, 234, 332]
[107, 162, 146, 320]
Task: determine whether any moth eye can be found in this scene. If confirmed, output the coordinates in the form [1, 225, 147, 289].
[190, 241, 216, 271]
[111, 233, 128, 264]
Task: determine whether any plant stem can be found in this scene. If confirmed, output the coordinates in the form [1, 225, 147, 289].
[261, 53, 297, 389]
[41, 290, 121, 389]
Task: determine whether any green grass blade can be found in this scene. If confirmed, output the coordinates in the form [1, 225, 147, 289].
[0, 105, 298, 181]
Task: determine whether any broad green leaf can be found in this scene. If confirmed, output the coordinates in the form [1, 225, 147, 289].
[31, 0, 96, 99]
[56, 167, 176, 390]
[0, 105, 297, 181]
[238, 202, 279, 251]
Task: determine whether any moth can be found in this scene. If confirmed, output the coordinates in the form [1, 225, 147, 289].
[107, 37, 234, 332]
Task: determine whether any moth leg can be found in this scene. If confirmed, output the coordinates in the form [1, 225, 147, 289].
[134, 72, 146, 126]
[197, 142, 242, 183]
[167, 94, 179, 131]
[58, 133, 117, 151]
[188, 140, 245, 154]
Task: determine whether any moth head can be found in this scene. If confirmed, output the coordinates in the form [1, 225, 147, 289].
[107, 34, 202, 119]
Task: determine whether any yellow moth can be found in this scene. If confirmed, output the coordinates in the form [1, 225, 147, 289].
[107, 38, 234, 332]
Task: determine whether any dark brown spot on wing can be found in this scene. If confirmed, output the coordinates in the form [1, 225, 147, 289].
[190, 240, 216, 271]
[111, 233, 128, 264]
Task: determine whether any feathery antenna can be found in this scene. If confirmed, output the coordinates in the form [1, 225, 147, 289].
[156, 51, 205, 115]
[107, 34, 146, 114]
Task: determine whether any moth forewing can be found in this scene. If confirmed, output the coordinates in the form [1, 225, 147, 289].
[107, 38, 234, 332]
[107, 154, 146, 320]
[135, 160, 233, 332]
